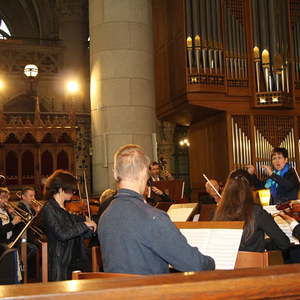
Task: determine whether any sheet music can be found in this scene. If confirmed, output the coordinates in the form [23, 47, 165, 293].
[180, 228, 243, 269]
[263, 206, 299, 244]
[167, 204, 197, 222]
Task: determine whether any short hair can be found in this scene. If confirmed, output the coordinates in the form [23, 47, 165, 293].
[149, 161, 159, 170]
[271, 147, 288, 159]
[44, 169, 77, 200]
[113, 144, 150, 182]
[99, 189, 116, 205]
[21, 187, 35, 196]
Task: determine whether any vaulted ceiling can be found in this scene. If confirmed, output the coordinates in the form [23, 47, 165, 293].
[0, 0, 58, 39]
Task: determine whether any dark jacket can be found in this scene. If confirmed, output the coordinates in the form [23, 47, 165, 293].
[41, 199, 92, 281]
[14, 202, 38, 245]
[0, 212, 14, 244]
[239, 205, 290, 252]
[292, 224, 300, 240]
[99, 188, 215, 275]
[251, 168, 299, 205]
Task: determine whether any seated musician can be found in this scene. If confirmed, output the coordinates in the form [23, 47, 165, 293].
[214, 169, 290, 252]
[0, 187, 21, 244]
[246, 147, 299, 205]
[15, 187, 41, 278]
[200, 179, 221, 205]
[98, 144, 215, 274]
[147, 161, 174, 184]
[41, 170, 97, 281]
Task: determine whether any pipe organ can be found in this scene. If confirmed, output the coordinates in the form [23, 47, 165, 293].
[152, 0, 300, 198]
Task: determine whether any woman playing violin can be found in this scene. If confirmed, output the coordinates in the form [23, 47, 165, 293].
[41, 170, 97, 281]
[247, 147, 299, 205]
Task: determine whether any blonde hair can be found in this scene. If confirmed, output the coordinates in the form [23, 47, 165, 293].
[113, 144, 150, 183]
[99, 189, 116, 205]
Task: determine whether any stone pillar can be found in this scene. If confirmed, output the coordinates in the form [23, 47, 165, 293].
[89, 0, 156, 193]
[157, 120, 176, 175]
[57, 0, 89, 112]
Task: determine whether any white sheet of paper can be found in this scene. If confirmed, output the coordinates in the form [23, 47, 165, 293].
[167, 204, 197, 222]
[180, 228, 243, 270]
[263, 205, 279, 215]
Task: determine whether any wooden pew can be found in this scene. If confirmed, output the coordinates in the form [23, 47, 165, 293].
[72, 271, 141, 280]
[2, 264, 300, 299]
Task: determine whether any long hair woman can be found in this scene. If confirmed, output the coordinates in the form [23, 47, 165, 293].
[41, 170, 96, 281]
[214, 169, 290, 252]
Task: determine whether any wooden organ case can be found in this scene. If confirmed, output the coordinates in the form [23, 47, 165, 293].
[152, 0, 300, 200]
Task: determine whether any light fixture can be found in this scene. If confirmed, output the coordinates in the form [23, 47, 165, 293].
[24, 64, 38, 78]
[179, 138, 190, 147]
[67, 81, 79, 93]
[0, 80, 4, 90]
[272, 96, 279, 103]
[259, 97, 266, 104]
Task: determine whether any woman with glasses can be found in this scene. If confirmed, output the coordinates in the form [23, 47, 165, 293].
[41, 169, 97, 281]
[214, 169, 290, 252]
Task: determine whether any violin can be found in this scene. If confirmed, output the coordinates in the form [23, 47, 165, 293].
[65, 196, 99, 216]
[275, 200, 300, 221]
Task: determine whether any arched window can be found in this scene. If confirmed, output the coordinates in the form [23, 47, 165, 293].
[42, 133, 55, 143]
[22, 150, 34, 184]
[22, 133, 36, 144]
[41, 151, 53, 176]
[58, 133, 72, 144]
[5, 151, 18, 184]
[57, 150, 69, 170]
[5, 133, 19, 144]
[0, 19, 11, 40]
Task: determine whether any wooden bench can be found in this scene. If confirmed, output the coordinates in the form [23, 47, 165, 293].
[2, 264, 300, 299]
[72, 271, 141, 280]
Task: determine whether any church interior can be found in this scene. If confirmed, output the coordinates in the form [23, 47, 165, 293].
[1, 0, 300, 299]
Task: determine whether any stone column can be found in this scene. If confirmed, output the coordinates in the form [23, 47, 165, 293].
[57, 0, 89, 112]
[89, 0, 156, 193]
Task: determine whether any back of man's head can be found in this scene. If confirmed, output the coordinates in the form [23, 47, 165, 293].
[113, 144, 150, 183]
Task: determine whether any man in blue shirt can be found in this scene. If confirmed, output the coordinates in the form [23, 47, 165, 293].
[98, 144, 215, 274]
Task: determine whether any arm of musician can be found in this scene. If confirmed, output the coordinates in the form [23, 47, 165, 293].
[42, 207, 92, 241]
[245, 165, 265, 189]
[258, 209, 290, 250]
[149, 213, 215, 272]
[278, 212, 300, 240]
[270, 170, 299, 192]
[163, 170, 174, 181]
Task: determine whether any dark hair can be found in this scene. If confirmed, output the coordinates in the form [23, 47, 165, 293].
[44, 169, 77, 200]
[149, 161, 159, 170]
[21, 187, 35, 195]
[271, 147, 288, 159]
[214, 169, 256, 240]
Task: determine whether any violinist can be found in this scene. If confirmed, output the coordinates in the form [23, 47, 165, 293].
[214, 169, 290, 252]
[41, 170, 97, 281]
[0, 187, 21, 244]
[247, 147, 299, 205]
[200, 179, 221, 205]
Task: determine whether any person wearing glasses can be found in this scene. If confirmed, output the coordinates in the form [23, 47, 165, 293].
[41, 170, 97, 281]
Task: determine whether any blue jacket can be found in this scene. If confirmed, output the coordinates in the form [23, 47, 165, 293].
[98, 188, 215, 275]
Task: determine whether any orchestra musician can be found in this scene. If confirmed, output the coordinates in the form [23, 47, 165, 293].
[214, 169, 290, 252]
[15, 187, 41, 278]
[0, 187, 21, 244]
[246, 147, 299, 205]
[98, 144, 215, 274]
[200, 179, 221, 205]
[41, 170, 97, 281]
[147, 161, 174, 204]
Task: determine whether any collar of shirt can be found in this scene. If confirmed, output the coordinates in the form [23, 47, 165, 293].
[115, 188, 144, 202]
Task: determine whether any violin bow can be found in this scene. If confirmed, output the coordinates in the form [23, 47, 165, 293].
[82, 164, 91, 220]
[202, 174, 222, 198]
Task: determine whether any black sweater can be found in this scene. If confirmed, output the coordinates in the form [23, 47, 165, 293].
[240, 205, 290, 252]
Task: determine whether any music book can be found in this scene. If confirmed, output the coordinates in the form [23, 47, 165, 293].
[175, 222, 244, 270]
[167, 203, 198, 222]
[263, 206, 299, 245]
